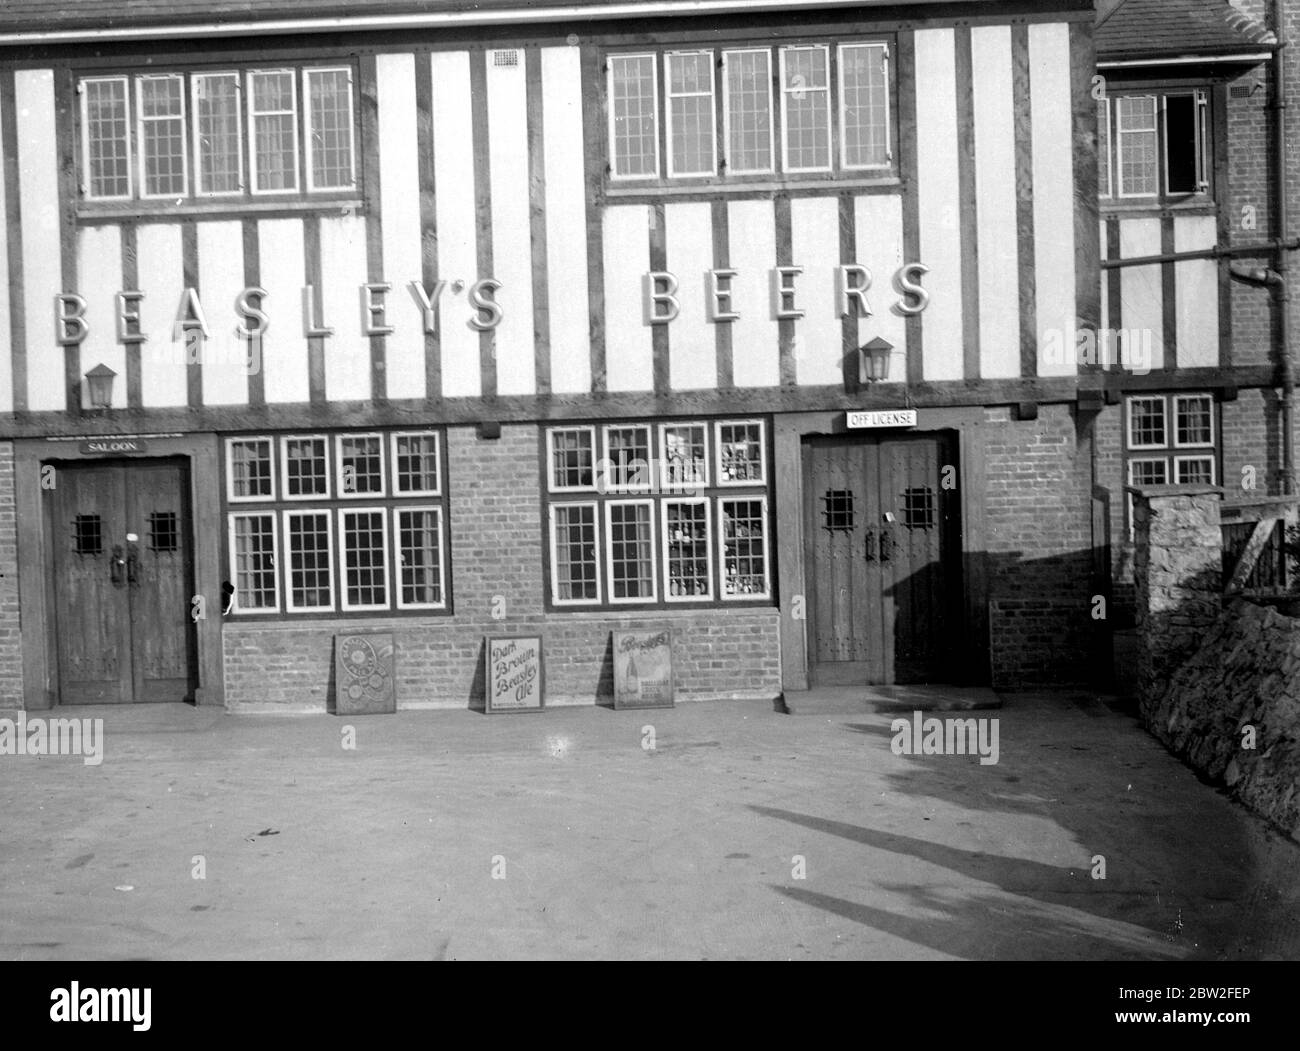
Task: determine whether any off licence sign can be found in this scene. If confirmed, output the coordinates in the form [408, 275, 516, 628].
[846, 409, 917, 429]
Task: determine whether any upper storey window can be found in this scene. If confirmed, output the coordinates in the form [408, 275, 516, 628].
[78, 65, 357, 206]
[1098, 89, 1209, 201]
[607, 40, 893, 185]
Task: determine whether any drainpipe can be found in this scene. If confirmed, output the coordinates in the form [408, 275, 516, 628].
[1275, 0, 1294, 495]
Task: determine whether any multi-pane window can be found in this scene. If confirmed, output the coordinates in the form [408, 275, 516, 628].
[338, 509, 388, 611]
[249, 70, 298, 193]
[551, 503, 600, 604]
[781, 46, 831, 173]
[283, 436, 329, 499]
[609, 53, 659, 179]
[337, 434, 384, 497]
[79, 65, 356, 204]
[138, 75, 187, 198]
[545, 419, 771, 608]
[839, 43, 890, 169]
[1100, 90, 1209, 200]
[1124, 393, 1218, 538]
[305, 67, 355, 191]
[609, 39, 892, 181]
[285, 510, 333, 612]
[396, 508, 444, 609]
[81, 78, 132, 199]
[229, 513, 279, 611]
[227, 437, 275, 501]
[723, 49, 773, 174]
[665, 51, 716, 177]
[194, 73, 243, 195]
[224, 430, 448, 616]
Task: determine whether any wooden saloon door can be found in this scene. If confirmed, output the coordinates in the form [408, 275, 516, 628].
[50, 461, 196, 703]
[804, 433, 960, 686]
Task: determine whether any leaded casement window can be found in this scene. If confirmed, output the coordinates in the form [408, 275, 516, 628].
[223, 430, 448, 616]
[1099, 89, 1210, 201]
[1124, 393, 1218, 539]
[544, 419, 772, 608]
[79, 65, 356, 205]
[608, 39, 893, 183]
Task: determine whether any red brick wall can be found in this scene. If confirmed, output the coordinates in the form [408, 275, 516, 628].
[222, 425, 782, 710]
[0, 442, 19, 708]
[982, 405, 1096, 687]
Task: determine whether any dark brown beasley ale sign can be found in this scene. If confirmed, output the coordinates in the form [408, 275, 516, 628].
[486, 636, 544, 712]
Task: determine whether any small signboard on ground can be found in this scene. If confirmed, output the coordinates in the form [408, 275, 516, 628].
[334, 632, 396, 715]
[486, 636, 544, 712]
[613, 630, 675, 709]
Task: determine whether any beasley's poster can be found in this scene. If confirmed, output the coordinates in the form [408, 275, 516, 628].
[612, 630, 674, 709]
[486, 636, 544, 712]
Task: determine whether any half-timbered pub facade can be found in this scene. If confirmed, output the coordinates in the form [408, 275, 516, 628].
[0, 0, 1101, 710]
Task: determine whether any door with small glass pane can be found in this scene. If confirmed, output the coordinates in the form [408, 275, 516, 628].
[50, 460, 196, 703]
[804, 433, 960, 685]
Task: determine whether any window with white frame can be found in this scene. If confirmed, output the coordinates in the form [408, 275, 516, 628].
[544, 419, 772, 608]
[1124, 393, 1218, 538]
[79, 64, 356, 205]
[223, 430, 448, 616]
[1099, 89, 1209, 201]
[608, 39, 892, 182]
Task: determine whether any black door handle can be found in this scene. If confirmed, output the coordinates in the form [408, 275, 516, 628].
[880, 530, 893, 562]
[110, 545, 125, 587]
[126, 541, 139, 586]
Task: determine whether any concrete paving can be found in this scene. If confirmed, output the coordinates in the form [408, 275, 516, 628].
[2, 689, 1298, 961]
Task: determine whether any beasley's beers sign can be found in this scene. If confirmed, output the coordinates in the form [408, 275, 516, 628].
[613, 630, 674, 709]
[486, 636, 544, 712]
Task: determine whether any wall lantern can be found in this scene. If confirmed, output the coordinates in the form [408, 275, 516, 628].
[84, 363, 117, 411]
[859, 337, 894, 383]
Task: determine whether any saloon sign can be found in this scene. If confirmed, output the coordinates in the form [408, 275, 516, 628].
[48, 263, 931, 346]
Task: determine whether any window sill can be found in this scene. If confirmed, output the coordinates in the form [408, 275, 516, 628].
[606, 175, 901, 199]
[77, 196, 366, 223]
[1100, 198, 1216, 219]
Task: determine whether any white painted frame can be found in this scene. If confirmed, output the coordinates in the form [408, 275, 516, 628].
[280, 433, 331, 500]
[778, 45, 832, 174]
[79, 75, 134, 201]
[714, 418, 768, 486]
[1115, 93, 1158, 199]
[607, 52, 660, 180]
[282, 508, 335, 612]
[837, 42, 891, 172]
[225, 435, 276, 502]
[721, 48, 775, 176]
[247, 68, 299, 195]
[393, 505, 447, 610]
[135, 73, 189, 200]
[600, 423, 654, 493]
[1125, 395, 1167, 451]
[303, 65, 357, 192]
[1174, 454, 1216, 486]
[390, 430, 442, 496]
[717, 494, 772, 601]
[1172, 392, 1216, 448]
[549, 502, 602, 605]
[336, 506, 390, 612]
[604, 499, 658, 604]
[663, 49, 716, 177]
[546, 425, 598, 493]
[227, 511, 280, 614]
[334, 431, 387, 499]
[657, 421, 710, 492]
[192, 71, 244, 197]
[661, 496, 712, 602]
